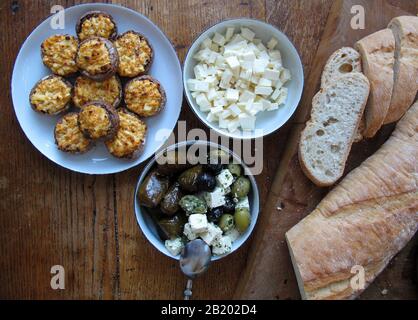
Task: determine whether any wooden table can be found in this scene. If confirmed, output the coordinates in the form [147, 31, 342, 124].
[0, 0, 416, 300]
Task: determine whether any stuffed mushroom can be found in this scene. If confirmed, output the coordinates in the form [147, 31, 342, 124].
[76, 11, 117, 41]
[76, 37, 119, 81]
[73, 75, 122, 108]
[105, 109, 147, 159]
[114, 31, 153, 77]
[78, 101, 119, 141]
[29, 75, 72, 115]
[124, 75, 166, 117]
[54, 112, 92, 154]
[41, 34, 79, 76]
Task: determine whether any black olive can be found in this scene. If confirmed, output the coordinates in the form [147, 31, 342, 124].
[223, 196, 236, 213]
[207, 207, 223, 223]
[196, 172, 216, 191]
[206, 163, 223, 174]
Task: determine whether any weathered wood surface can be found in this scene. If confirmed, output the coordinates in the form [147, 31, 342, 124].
[0, 0, 416, 300]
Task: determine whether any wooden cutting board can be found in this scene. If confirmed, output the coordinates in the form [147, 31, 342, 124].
[234, 0, 418, 300]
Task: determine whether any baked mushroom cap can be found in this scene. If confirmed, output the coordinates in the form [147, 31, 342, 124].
[78, 101, 119, 141]
[41, 34, 79, 76]
[124, 75, 166, 117]
[105, 109, 147, 159]
[114, 30, 153, 77]
[54, 112, 92, 154]
[73, 75, 122, 108]
[76, 11, 118, 41]
[29, 75, 72, 115]
[76, 37, 119, 81]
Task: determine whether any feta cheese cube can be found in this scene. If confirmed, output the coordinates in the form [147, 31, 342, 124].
[247, 102, 263, 116]
[219, 69, 233, 89]
[225, 88, 239, 102]
[228, 104, 242, 117]
[183, 223, 198, 240]
[210, 43, 219, 52]
[254, 86, 273, 96]
[239, 68, 252, 81]
[277, 87, 288, 105]
[201, 37, 212, 49]
[196, 93, 211, 112]
[212, 32, 226, 46]
[207, 88, 218, 101]
[267, 37, 278, 50]
[215, 55, 226, 67]
[194, 64, 207, 80]
[280, 68, 291, 83]
[263, 68, 281, 80]
[203, 187, 226, 208]
[200, 223, 223, 246]
[240, 60, 253, 71]
[227, 118, 240, 132]
[269, 50, 282, 63]
[236, 196, 250, 209]
[216, 169, 234, 188]
[207, 51, 219, 64]
[250, 75, 260, 84]
[225, 228, 240, 242]
[220, 109, 232, 119]
[241, 27, 255, 41]
[241, 51, 256, 62]
[189, 214, 208, 234]
[239, 113, 256, 131]
[258, 50, 270, 61]
[212, 236, 232, 255]
[253, 59, 269, 74]
[210, 105, 224, 116]
[214, 97, 227, 107]
[239, 90, 255, 103]
[268, 102, 279, 111]
[225, 27, 235, 41]
[225, 56, 240, 70]
[258, 78, 273, 87]
[165, 238, 184, 256]
[187, 79, 209, 92]
[205, 75, 218, 87]
[261, 99, 272, 111]
[229, 34, 246, 44]
[219, 117, 229, 129]
[256, 42, 267, 52]
[206, 112, 217, 122]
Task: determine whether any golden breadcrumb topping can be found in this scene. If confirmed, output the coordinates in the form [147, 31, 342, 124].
[125, 79, 163, 117]
[77, 38, 112, 75]
[105, 111, 146, 158]
[30, 77, 72, 114]
[55, 113, 91, 153]
[79, 104, 111, 139]
[42, 35, 78, 76]
[114, 32, 152, 77]
[78, 15, 116, 41]
[73, 76, 120, 108]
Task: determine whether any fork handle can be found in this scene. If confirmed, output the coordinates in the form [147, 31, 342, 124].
[184, 279, 193, 300]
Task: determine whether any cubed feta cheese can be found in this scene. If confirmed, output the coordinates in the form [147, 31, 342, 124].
[269, 50, 282, 63]
[225, 88, 239, 102]
[212, 32, 226, 46]
[277, 87, 288, 105]
[189, 214, 208, 234]
[257, 42, 267, 52]
[258, 78, 273, 87]
[203, 187, 226, 208]
[268, 102, 279, 111]
[207, 88, 218, 101]
[253, 58, 269, 74]
[239, 90, 255, 103]
[219, 117, 229, 129]
[250, 75, 260, 84]
[187, 79, 209, 92]
[213, 97, 227, 107]
[225, 56, 240, 70]
[195, 93, 211, 112]
[165, 238, 184, 256]
[219, 69, 233, 89]
[261, 98, 272, 111]
[241, 51, 256, 62]
[201, 37, 212, 49]
[239, 69, 252, 81]
[241, 27, 255, 41]
[247, 102, 263, 116]
[270, 87, 282, 101]
[227, 118, 240, 132]
[229, 34, 246, 44]
[236, 196, 250, 209]
[200, 223, 223, 246]
[210, 105, 224, 116]
[239, 113, 256, 131]
[212, 236, 232, 255]
[225, 27, 235, 41]
[280, 68, 291, 83]
[263, 68, 281, 80]
[267, 37, 278, 50]
[258, 50, 270, 61]
[254, 86, 273, 96]
[228, 104, 242, 117]
[206, 112, 217, 122]
[220, 109, 232, 119]
[183, 223, 198, 240]
[216, 169, 234, 188]
[210, 43, 219, 52]
[225, 228, 240, 242]
[194, 64, 207, 79]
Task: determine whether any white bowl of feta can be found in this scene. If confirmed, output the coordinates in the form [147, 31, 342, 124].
[134, 140, 260, 261]
[183, 18, 304, 139]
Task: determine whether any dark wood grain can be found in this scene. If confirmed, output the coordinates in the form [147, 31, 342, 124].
[0, 0, 416, 300]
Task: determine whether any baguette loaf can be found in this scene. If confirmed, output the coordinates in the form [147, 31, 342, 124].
[384, 16, 418, 124]
[355, 29, 395, 138]
[299, 72, 370, 187]
[287, 101, 418, 300]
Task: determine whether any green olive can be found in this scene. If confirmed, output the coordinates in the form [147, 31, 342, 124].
[227, 163, 242, 177]
[179, 195, 207, 215]
[218, 214, 235, 233]
[234, 208, 251, 233]
[231, 176, 251, 198]
[178, 165, 203, 192]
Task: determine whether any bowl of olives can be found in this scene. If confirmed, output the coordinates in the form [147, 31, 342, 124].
[134, 140, 260, 261]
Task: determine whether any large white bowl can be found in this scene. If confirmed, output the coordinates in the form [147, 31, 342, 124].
[134, 140, 260, 261]
[11, 3, 183, 174]
[183, 18, 304, 140]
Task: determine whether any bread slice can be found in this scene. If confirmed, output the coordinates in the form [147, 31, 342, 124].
[384, 16, 418, 124]
[287, 101, 418, 300]
[299, 72, 370, 187]
[355, 29, 395, 138]
[321, 47, 364, 142]
[321, 47, 362, 88]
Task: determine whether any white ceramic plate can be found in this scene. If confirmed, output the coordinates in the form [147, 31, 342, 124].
[11, 3, 183, 174]
[183, 18, 304, 139]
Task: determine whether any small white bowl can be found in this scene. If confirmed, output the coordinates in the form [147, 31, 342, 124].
[183, 18, 304, 140]
[134, 140, 260, 261]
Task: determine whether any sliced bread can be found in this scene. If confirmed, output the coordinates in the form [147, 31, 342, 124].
[299, 72, 370, 187]
[384, 16, 418, 124]
[355, 29, 395, 138]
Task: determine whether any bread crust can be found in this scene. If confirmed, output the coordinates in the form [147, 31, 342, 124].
[385, 16, 418, 124]
[288, 101, 418, 300]
[76, 11, 118, 41]
[29, 75, 73, 115]
[124, 75, 166, 117]
[114, 30, 154, 77]
[76, 37, 119, 81]
[78, 101, 119, 141]
[355, 29, 395, 138]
